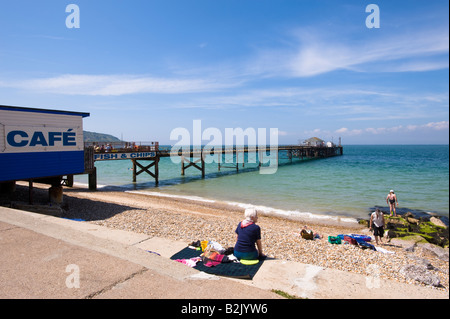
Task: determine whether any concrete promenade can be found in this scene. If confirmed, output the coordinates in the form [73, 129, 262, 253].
[1, 207, 447, 300]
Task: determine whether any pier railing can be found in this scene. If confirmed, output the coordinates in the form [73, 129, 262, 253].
[84, 141, 161, 153]
[84, 142, 342, 157]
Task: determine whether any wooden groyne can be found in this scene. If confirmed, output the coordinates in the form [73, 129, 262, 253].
[74, 142, 343, 190]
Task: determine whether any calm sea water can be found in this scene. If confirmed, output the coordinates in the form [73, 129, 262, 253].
[75, 145, 449, 223]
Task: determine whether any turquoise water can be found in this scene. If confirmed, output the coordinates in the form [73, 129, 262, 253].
[75, 145, 449, 221]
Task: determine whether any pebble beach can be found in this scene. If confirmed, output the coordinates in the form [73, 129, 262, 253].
[60, 185, 449, 293]
[5, 183, 450, 295]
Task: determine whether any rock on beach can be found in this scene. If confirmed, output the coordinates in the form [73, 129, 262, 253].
[400, 264, 441, 287]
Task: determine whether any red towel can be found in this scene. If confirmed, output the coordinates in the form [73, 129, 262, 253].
[202, 251, 225, 267]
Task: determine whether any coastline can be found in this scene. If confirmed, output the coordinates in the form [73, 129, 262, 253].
[5, 182, 450, 294]
[125, 189, 361, 227]
[83, 144, 450, 222]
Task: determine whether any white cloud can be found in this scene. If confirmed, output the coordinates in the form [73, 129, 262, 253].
[303, 121, 448, 144]
[250, 26, 449, 78]
[424, 121, 449, 130]
[335, 127, 363, 136]
[335, 127, 348, 134]
[335, 121, 449, 137]
[2, 74, 237, 96]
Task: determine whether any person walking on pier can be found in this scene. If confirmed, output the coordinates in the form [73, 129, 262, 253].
[386, 190, 398, 217]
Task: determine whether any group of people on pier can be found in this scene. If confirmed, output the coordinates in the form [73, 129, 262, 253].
[91, 142, 159, 153]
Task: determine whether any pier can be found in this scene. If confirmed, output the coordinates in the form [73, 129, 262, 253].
[73, 142, 343, 190]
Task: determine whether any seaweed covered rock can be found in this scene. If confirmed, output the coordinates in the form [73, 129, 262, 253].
[386, 215, 448, 247]
[364, 212, 449, 248]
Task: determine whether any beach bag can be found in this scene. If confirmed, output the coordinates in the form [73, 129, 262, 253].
[328, 236, 341, 244]
[300, 229, 314, 240]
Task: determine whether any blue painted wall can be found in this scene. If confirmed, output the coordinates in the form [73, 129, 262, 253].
[0, 151, 85, 182]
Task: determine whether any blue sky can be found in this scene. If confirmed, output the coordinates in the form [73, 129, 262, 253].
[0, 0, 448, 144]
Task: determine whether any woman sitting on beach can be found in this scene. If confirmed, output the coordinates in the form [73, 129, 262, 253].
[234, 208, 265, 260]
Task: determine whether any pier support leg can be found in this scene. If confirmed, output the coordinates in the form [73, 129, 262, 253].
[132, 160, 137, 182]
[218, 153, 221, 171]
[181, 156, 185, 176]
[133, 158, 159, 185]
[88, 167, 97, 191]
[28, 180, 33, 205]
[155, 157, 159, 185]
[66, 175, 74, 187]
[201, 156, 205, 178]
[180, 155, 205, 178]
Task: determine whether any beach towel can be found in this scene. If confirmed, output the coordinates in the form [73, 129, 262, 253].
[170, 247, 265, 279]
[338, 234, 376, 250]
[356, 239, 376, 251]
[343, 235, 357, 245]
[175, 257, 201, 267]
[351, 234, 372, 242]
[375, 246, 395, 254]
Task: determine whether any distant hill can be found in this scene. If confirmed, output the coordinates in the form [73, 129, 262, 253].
[83, 131, 122, 142]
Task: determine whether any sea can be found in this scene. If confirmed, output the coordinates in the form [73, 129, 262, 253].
[74, 145, 449, 225]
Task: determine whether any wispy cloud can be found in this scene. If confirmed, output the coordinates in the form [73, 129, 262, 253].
[316, 121, 450, 138]
[414, 120, 449, 131]
[249, 26, 449, 77]
[2, 24, 447, 97]
[2, 74, 238, 96]
[170, 86, 446, 124]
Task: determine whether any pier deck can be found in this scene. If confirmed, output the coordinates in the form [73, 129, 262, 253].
[76, 142, 343, 189]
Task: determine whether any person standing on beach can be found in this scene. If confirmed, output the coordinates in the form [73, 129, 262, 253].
[369, 208, 385, 245]
[234, 208, 265, 260]
[386, 190, 398, 216]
